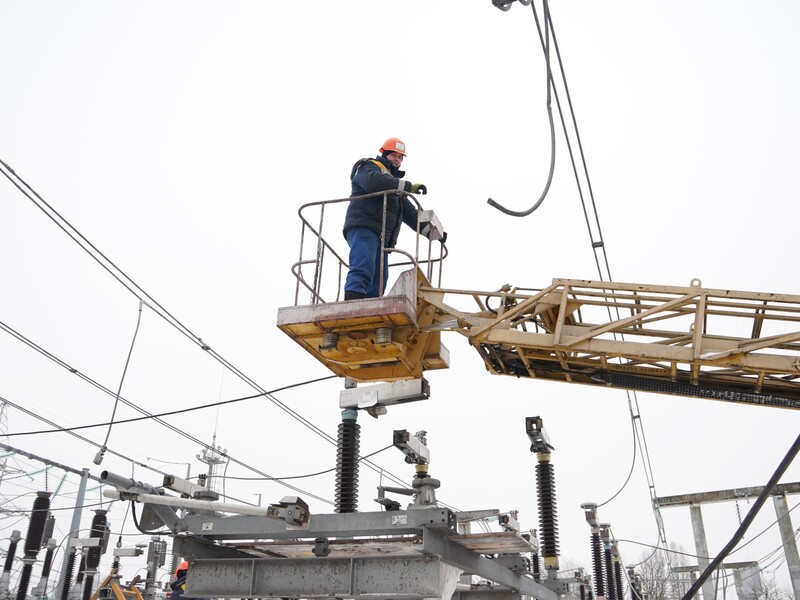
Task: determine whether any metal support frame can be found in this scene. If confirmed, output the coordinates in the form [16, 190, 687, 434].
[658, 482, 800, 600]
[187, 555, 445, 599]
[180, 506, 456, 540]
[421, 529, 559, 600]
[182, 525, 558, 600]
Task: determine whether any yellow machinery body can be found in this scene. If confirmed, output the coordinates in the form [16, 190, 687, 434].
[278, 269, 449, 383]
[278, 193, 800, 409]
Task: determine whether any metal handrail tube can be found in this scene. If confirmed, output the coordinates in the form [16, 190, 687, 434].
[291, 190, 445, 305]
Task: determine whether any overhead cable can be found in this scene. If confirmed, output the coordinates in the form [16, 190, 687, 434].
[522, 3, 668, 548]
[94, 300, 144, 466]
[0, 160, 409, 490]
[217, 444, 393, 482]
[0, 317, 405, 499]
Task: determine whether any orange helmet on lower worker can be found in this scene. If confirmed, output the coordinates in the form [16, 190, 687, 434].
[380, 137, 407, 156]
[175, 561, 189, 577]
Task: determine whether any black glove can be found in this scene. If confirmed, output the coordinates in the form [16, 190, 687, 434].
[410, 183, 427, 195]
[441, 231, 448, 244]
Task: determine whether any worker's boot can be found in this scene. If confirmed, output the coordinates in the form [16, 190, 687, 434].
[344, 290, 366, 300]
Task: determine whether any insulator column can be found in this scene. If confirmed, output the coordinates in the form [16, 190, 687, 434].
[581, 503, 606, 600]
[0, 530, 22, 596]
[335, 408, 360, 513]
[31, 538, 57, 599]
[600, 525, 616, 600]
[612, 543, 623, 600]
[535, 453, 560, 573]
[58, 548, 77, 600]
[525, 417, 560, 577]
[590, 528, 605, 599]
[69, 555, 85, 600]
[17, 491, 51, 600]
[81, 510, 108, 600]
[627, 566, 643, 600]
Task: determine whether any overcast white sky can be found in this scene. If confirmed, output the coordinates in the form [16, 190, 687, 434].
[1, 0, 799, 596]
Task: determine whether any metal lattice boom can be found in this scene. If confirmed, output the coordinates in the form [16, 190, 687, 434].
[419, 276, 800, 409]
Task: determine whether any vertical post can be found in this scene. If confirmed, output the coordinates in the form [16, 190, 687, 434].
[733, 569, 745, 600]
[689, 504, 715, 600]
[57, 468, 89, 600]
[379, 194, 388, 296]
[773, 493, 800, 599]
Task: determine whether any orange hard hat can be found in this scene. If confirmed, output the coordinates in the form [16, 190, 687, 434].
[379, 137, 406, 157]
[175, 561, 189, 577]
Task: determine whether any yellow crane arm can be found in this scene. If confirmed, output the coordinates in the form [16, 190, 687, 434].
[278, 269, 800, 410]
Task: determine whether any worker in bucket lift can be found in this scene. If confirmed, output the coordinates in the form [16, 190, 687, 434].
[169, 561, 211, 600]
[342, 137, 447, 300]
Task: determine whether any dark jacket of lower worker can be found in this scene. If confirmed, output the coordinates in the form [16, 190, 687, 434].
[343, 155, 419, 248]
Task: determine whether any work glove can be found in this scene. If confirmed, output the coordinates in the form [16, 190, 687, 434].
[410, 183, 427, 195]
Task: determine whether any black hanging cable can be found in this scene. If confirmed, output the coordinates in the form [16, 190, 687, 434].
[487, 0, 556, 217]
[94, 300, 143, 466]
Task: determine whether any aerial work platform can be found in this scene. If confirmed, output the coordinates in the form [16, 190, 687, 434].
[278, 268, 450, 382]
[277, 194, 800, 409]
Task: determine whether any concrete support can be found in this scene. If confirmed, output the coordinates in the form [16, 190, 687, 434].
[56, 469, 89, 600]
[773, 493, 800, 599]
[689, 505, 715, 600]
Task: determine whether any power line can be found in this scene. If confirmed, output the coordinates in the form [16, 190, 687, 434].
[4, 390, 299, 436]
[95, 300, 144, 466]
[528, 0, 669, 549]
[0, 160, 410, 491]
[215, 444, 394, 482]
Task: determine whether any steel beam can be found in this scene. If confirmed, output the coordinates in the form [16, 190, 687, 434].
[186, 555, 444, 599]
[181, 506, 455, 540]
[656, 482, 800, 507]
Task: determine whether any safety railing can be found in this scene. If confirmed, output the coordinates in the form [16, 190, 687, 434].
[290, 191, 448, 306]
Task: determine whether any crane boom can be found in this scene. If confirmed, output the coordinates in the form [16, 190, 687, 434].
[278, 269, 800, 410]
